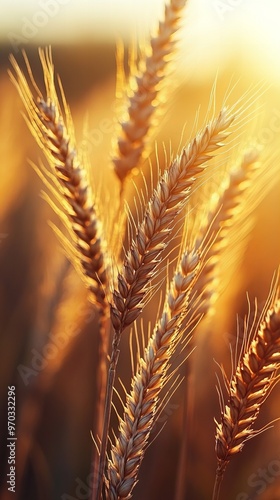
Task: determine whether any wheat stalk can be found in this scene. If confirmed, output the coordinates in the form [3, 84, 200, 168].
[113, 0, 187, 186]
[9, 48, 111, 489]
[9, 49, 109, 312]
[174, 148, 261, 498]
[93, 106, 236, 499]
[107, 249, 200, 499]
[213, 296, 280, 500]
[189, 147, 260, 319]
[111, 107, 236, 338]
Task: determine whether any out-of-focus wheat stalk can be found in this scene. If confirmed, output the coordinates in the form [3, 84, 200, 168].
[213, 292, 280, 500]
[113, 0, 187, 188]
[111, 0, 188, 259]
[189, 147, 261, 320]
[5, 265, 88, 500]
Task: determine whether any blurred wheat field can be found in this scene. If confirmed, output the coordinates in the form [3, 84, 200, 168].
[0, 2, 280, 500]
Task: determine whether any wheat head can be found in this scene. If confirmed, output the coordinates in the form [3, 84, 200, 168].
[95, 107, 235, 499]
[213, 297, 280, 500]
[107, 249, 200, 499]
[111, 107, 236, 339]
[10, 49, 109, 313]
[113, 0, 188, 184]
[189, 148, 260, 319]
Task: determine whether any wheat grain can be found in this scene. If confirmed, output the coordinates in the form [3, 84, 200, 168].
[113, 0, 187, 185]
[107, 249, 200, 499]
[213, 297, 280, 500]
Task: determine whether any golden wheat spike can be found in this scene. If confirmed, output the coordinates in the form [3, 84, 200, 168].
[213, 292, 280, 500]
[9, 48, 109, 312]
[107, 250, 200, 499]
[112, 0, 188, 186]
[95, 106, 236, 499]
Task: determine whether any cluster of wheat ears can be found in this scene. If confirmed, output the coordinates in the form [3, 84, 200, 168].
[7, 0, 280, 499]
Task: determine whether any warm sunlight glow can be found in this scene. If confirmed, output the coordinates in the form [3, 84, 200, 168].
[1, 0, 280, 82]
[1, 2, 280, 500]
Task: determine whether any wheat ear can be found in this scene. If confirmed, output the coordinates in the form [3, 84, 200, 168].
[107, 249, 200, 499]
[111, 107, 235, 337]
[213, 296, 280, 500]
[9, 49, 109, 311]
[9, 48, 110, 480]
[190, 148, 260, 319]
[94, 106, 236, 499]
[113, 0, 187, 185]
[174, 148, 261, 498]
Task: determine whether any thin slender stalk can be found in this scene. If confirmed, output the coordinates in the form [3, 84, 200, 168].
[212, 473, 223, 500]
[94, 346, 120, 500]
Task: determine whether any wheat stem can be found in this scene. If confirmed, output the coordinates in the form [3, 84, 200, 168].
[212, 474, 223, 500]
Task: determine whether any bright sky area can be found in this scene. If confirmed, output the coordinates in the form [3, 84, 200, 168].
[1, 0, 280, 79]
